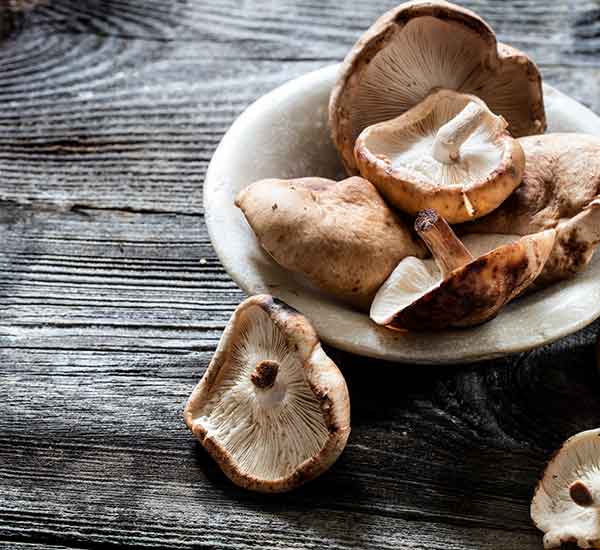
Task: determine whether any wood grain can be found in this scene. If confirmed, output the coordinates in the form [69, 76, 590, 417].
[2, 1, 600, 549]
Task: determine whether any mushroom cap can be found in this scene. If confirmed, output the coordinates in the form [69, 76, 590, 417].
[354, 90, 525, 223]
[370, 230, 556, 330]
[531, 429, 600, 549]
[463, 133, 600, 286]
[235, 176, 425, 309]
[329, 0, 545, 173]
[184, 294, 350, 493]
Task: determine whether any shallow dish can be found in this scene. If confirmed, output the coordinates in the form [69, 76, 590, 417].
[204, 64, 600, 364]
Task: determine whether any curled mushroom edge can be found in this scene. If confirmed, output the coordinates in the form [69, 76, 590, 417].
[184, 294, 351, 493]
[354, 90, 525, 223]
[370, 209, 556, 331]
[531, 428, 600, 549]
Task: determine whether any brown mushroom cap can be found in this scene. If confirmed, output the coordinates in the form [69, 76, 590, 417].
[370, 210, 555, 330]
[330, 0, 545, 174]
[235, 176, 425, 309]
[462, 133, 600, 286]
[354, 90, 525, 223]
[184, 294, 351, 493]
[531, 429, 600, 549]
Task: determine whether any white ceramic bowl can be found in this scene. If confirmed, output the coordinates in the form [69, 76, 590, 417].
[204, 64, 600, 364]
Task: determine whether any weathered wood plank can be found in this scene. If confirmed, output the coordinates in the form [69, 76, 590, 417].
[0, 544, 81, 550]
[1, 331, 599, 549]
[0, 202, 242, 356]
[0, 2, 599, 213]
[2, 1, 600, 550]
[15, 0, 600, 67]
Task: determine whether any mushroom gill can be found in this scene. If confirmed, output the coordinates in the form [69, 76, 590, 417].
[531, 428, 600, 548]
[330, 1, 545, 173]
[184, 295, 350, 492]
[350, 15, 492, 137]
[192, 305, 329, 482]
[354, 90, 523, 222]
[358, 93, 505, 188]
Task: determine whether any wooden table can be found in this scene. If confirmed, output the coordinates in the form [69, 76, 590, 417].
[1, 1, 599, 549]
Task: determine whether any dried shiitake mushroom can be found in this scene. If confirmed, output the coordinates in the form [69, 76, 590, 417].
[354, 90, 524, 223]
[330, 0, 545, 173]
[531, 428, 600, 548]
[463, 133, 600, 287]
[184, 294, 350, 493]
[370, 209, 555, 330]
[235, 176, 425, 309]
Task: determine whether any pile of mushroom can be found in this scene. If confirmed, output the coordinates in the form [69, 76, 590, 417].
[233, 0, 600, 333]
[329, 0, 545, 174]
[189, 0, 600, 499]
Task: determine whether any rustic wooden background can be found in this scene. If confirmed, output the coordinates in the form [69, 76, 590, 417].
[1, 1, 600, 549]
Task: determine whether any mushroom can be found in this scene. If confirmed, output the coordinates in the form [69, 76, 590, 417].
[462, 133, 600, 287]
[370, 209, 555, 330]
[235, 176, 425, 309]
[329, 0, 545, 174]
[184, 294, 350, 493]
[531, 428, 600, 548]
[354, 89, 525, 223]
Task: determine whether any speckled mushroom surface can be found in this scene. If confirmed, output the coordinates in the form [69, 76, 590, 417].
[371, 210, 556, 330]
[235, 176, 425, 309]
[462, 133, 600, 286]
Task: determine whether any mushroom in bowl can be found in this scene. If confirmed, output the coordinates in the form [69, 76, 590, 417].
[329, 0, 545, 174]
[235, 176, 425, 309]
[354, 90, 525, 223]
[371, 209, 555, 330]
[184, 294, 350, 493]
[463, 133, 600, 287]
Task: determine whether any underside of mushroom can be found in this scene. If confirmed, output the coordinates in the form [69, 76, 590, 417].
[184, 295, 350, 493]
[354, 90, 524, 222]
[330, 0, 545, 173]
[371, 209, 555, 330]
[532, 428, 600, 548]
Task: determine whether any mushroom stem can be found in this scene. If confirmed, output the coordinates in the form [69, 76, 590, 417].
[569, 480, 600, 509]
[250, 359, 279, 390]
[432, 101, 493, 164]
[415, 209, 474, 277]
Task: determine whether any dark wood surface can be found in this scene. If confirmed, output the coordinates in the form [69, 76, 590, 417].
[2, 1, 600, 548]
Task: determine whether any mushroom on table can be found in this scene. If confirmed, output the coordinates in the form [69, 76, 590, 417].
[531, 428, 600, 548]
[184, 295, 351, 493]
[354, 90, 524, 222]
